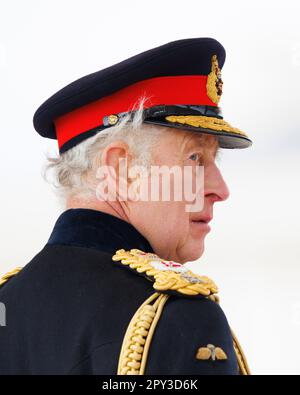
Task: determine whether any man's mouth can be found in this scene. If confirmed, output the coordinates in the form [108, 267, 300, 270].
[191, 216, 213, 224]
[190, 215, 212, 232]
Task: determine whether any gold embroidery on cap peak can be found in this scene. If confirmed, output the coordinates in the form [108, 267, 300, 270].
[206, 54, 223, 104]
[165, 115, 248, 137]
[112, 249, 218, 297]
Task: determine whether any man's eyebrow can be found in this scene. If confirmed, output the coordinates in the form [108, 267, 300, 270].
[201, 140, 220, 157]
[182, 135, 220, 157]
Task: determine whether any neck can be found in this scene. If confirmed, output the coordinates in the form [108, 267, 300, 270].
[47, 207, 155, 255]
[66, 196, 130, 224]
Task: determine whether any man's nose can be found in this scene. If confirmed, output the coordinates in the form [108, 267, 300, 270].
[204, 163, 230, 203]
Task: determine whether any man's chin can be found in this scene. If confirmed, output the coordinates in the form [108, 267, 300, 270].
[181, 242, 205, 263]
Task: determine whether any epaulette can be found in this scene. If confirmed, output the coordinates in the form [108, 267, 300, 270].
[112, 248, 219, 300]
[0, 253, 250, 376]
[112, 248, 250, 376]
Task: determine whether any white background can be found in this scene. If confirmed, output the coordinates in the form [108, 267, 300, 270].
[1, 0, 300, 375]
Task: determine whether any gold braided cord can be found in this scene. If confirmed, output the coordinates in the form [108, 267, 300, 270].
[207, 294, 220, 304]
[3, 260, 251, 376]
[207, 294, 250, 374]
[208, 292, 250, 375]
[231, 328, 251, 375]
[117, 292, 170, 375]
[0, 267, 22, 287]
[112, 249, 218, 297]
[139, 294, 170, 374]
[165, 115, 248, 138]
[117, 292, 159, 374]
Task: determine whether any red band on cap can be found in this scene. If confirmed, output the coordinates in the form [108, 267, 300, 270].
[54, 75, 215, 149]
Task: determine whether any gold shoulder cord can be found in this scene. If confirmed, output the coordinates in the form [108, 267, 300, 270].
[212, 297, 251, 375]
[117, 292, 170, 375]
[231, 328, 251, 375]
[117, 290, 250, 375]
[0, 267, 22, 287]
[0, 261, 250, 375]
[113, 249, 251, 376]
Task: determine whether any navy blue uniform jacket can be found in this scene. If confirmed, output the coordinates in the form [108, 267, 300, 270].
[0, 209, 238, 374]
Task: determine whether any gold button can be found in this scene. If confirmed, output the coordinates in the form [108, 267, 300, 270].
[108, 114, 119, 125]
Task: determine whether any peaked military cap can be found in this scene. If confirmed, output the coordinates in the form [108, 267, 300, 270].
[33, 37, 252, 153]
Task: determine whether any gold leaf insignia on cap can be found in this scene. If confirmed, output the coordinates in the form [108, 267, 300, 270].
[206, 55, 223, 104]
[165, 115, 247, 137]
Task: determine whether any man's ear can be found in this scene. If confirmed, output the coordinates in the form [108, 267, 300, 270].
[99, 141, 133, 201]
[101, 141, 131, 170]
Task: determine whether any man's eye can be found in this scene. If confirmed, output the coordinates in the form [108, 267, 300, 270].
[189, 153, 203, 165]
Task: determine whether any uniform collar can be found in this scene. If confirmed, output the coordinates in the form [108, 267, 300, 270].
[47, 208, 154, 255]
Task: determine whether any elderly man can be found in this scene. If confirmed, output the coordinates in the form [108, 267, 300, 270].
[0, 38, 251, 375]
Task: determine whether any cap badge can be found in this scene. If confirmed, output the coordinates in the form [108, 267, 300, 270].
[206, 54, 223, 104]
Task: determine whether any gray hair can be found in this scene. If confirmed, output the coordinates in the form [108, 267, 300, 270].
[44, 96, 164, 199]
